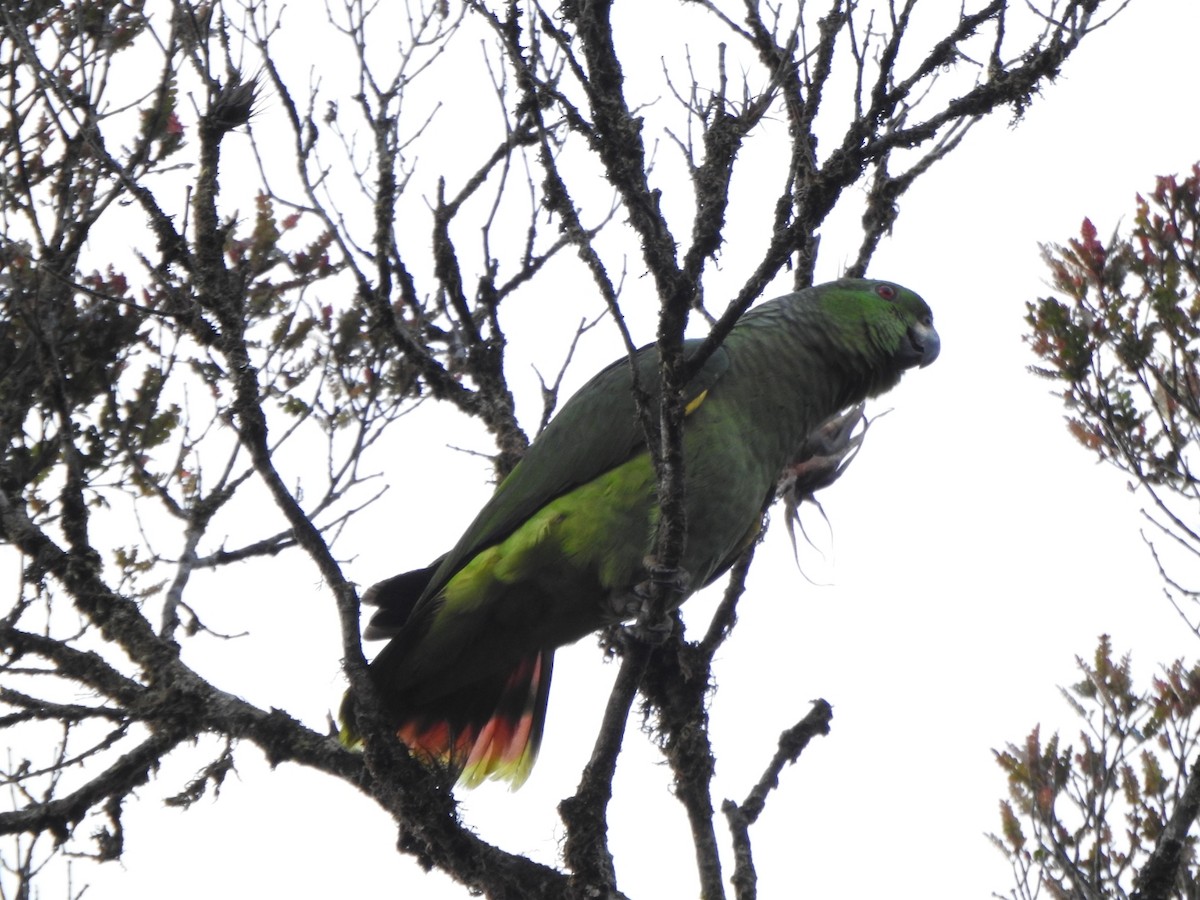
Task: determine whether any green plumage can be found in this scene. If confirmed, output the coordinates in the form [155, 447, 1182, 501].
[341, 278, 939, 786]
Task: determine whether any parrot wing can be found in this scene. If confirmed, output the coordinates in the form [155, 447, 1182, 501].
[419, 338, 730, 604]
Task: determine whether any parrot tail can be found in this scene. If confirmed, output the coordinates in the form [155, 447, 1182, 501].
[341, 648, 554, 790]
[412, 649, 554, 789]
[343, 565, 553, 787]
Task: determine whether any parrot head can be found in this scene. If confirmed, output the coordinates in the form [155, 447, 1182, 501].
[879, 281, 940, 370]
[800, 278, 940, 399]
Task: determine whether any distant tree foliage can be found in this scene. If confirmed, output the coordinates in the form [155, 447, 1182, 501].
[992, 637, 1200, 900]
[1028, 167, 1200, 600]
[0, 1, 1129, 897]
[998, 167, 1200, 899]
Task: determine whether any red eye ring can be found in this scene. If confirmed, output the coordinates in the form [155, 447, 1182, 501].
[875, 284, 897, 301]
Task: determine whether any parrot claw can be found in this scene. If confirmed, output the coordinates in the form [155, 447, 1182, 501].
[631, 614, 676, 645]
[625, 562, 692, 624]
[638, 561, 692, 597]
[609, 563, 692, 628]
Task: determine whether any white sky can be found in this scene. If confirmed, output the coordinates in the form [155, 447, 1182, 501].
[11, 1, 1200, 898]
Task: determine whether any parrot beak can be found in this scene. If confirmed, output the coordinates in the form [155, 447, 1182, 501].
[913, 322, 940, 368]
[918, 323, 940, 367]
[898, 321, 941, 369]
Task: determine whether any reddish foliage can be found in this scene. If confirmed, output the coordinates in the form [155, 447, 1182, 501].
[1026, 165, 1200, 491]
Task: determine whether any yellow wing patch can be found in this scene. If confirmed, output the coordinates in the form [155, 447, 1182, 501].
[685, 389, 709, 415]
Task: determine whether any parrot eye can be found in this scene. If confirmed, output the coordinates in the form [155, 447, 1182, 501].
[875, 284, 897, 301]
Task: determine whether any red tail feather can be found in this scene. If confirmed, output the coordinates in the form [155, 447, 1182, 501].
[395, 650, 554, 789]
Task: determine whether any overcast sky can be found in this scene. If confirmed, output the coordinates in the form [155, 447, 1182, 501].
[16, 1, 1200, 898]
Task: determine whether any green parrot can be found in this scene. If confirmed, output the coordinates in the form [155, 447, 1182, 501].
[340, 278, 939, 787]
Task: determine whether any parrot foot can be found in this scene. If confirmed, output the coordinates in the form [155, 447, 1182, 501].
[640, 561, 691, 598]
[624, 562, 692, 636]
[631, 613, 676, 645]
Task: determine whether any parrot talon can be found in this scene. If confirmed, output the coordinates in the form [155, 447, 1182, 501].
[613, 592, 643, 618]
[624, 563, 692, 628]
[633, 566, 691, 600]
[640, 560, 692, 593]
[631, 614, 675, 646]
[609, 563, 693, 622]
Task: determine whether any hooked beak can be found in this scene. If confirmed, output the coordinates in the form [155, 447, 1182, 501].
[903, 321, 940, 369]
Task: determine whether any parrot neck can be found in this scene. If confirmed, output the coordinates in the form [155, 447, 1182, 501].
[725, 303, 889, 455]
